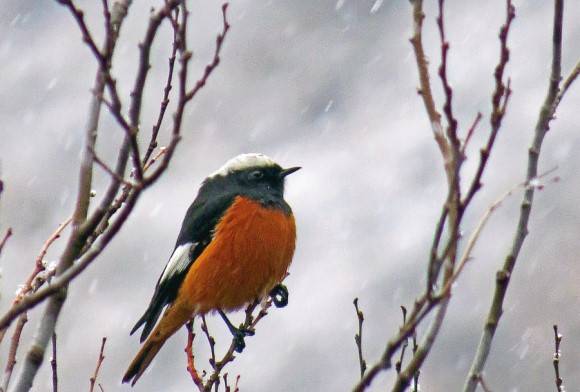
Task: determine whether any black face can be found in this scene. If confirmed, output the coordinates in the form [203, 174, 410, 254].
[234, 165, 286, 198]
[199, 164, 299, 211]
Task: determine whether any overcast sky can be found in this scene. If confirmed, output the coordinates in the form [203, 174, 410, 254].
[1, 1, 580, 391]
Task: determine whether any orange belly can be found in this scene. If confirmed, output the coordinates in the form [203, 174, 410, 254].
[177, 195, 296, 313]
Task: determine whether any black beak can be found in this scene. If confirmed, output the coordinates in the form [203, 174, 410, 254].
[279, 166, 301, 178]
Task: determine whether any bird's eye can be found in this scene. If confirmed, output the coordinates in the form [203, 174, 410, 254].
[248, 170, 264, 180]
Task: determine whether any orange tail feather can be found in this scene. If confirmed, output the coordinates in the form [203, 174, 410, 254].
[123, 303, 193, 386]
[122, 335, 166, 386]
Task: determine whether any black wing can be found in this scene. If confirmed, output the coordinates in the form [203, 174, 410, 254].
[130, 192, 236, 342]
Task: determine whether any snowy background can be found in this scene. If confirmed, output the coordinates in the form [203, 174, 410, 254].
[1, 0, 580, 391]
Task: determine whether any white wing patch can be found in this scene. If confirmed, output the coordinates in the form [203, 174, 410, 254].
[159, 242, 195, 285]
[210, 153, 278, 178]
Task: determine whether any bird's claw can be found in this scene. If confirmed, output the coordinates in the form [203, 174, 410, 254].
[269, 284, 289, 308]
[232, 327, 254, 353]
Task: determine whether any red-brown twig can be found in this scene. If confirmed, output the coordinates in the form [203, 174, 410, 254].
[394, 306, 408, 374]
[223, 373, 241, 392]
[51, 333, 58, 392]
[6, 2, 229, 390]
[184, 3, 230, 102]
[185, 321, 205, 391]
[476, 374, 493, 392]
[200, 315, 217, 370]
[202, 299, 272, 392]
[462, 0, 515, 209]
[143, 9, 180, 167]
[89, 337, 107, 392]
[553, 325, 564, 392]
[353, 298, 366, 379]
[0, 228, 11, 257]
[461, 112, 483, 156]
[55, 0, 106, 67]
[436, 0, 459, 151]
[1, 313, 28, 392]
[90, 147, 135, 188]
[143, 2, 231, 188]
[143, 147, 168, 173]
[0, 218, 70, 392]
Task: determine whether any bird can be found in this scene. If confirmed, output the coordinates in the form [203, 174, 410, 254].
[122, 153, 300, 386]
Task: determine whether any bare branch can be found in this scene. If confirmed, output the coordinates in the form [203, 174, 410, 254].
[462, 0, 515, 209]
[50, 334, 57, 392]
[0, 228, 12, 257]
[554, 60, 580, 111]
[463, 1, 568, 390]
[353, 298, 366, 379]
[408, 0, 449, 160]
[143, 9, 180, 166]
[436, 0, 460, 151]
[89, 338, 107, 392]
[126, 0, 184, 182]
[55, 0, 106, 67]
[476, 374, 493, 392]
[0, 218, 71, 349]
[184, 4, 230, 102]
[144, 2, 231, 188]
[8, 3, 133, 389]
[461, 112, 483, 156]
[90, 148, 135, 188]
[1, 314, 28, 392]
[392, 297, 449, 391]
[394, 307, 408, 374]
[185, 321, 204, 391]
[202, 298, 272, 392]
[553, 325, 564, 392]
[200, 315, 217, 371]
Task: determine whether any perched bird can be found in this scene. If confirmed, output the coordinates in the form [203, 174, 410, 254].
[122, 153, 300, 386]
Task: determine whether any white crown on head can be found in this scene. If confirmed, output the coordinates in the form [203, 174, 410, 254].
[210, 153, 278, 178]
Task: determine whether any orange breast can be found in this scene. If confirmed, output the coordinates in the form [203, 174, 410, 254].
[177, 195, 296, 313]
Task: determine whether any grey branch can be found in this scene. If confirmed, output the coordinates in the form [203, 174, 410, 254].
[462, 1, 574, 391]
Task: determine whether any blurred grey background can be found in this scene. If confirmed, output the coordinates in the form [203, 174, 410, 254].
[1, 0, 580, 391]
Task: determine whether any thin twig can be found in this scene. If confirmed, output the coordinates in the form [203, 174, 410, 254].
[411, 326, 419, 391]
[394, 306, 408, 374]
[90, 147, 135, 188]
[462, 0, 515, 209]
[200, 315, 217, 371]
[553, 60, 580, 111]
[353, 298, 366, 379]
[55, 0, 106, 67]
[89, 337, 107, 392]
[461, 112, 483, 156]
[202, 298, 272, 392]
[463, 1, 568, 390]
[477, 374, 492, 392]
[184, 3, 230, 102]
[0, 228, 12, 257]
[9, 0, 129, 377]
[0, 217, 71, 350]
[408, 0, 448, 161]
[553, 325, 564, 392]
[185, 321, 204, 391]
[51, 333, 58, 392]
[7, 2, 228, 390]
[1, 313, 28, 392]
[142, 8, 180, 166]
[144, 2, 231, 188]
[436, 0, 460, 151]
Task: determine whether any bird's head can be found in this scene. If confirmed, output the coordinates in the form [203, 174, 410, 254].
[206, 153, 300, 199]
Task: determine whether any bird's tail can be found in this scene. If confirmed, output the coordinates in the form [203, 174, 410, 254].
[122, 303, 192, 386]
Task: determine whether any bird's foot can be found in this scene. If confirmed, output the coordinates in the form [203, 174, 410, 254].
[269, 284, 289, 308]
[231, 326, 255, 353]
